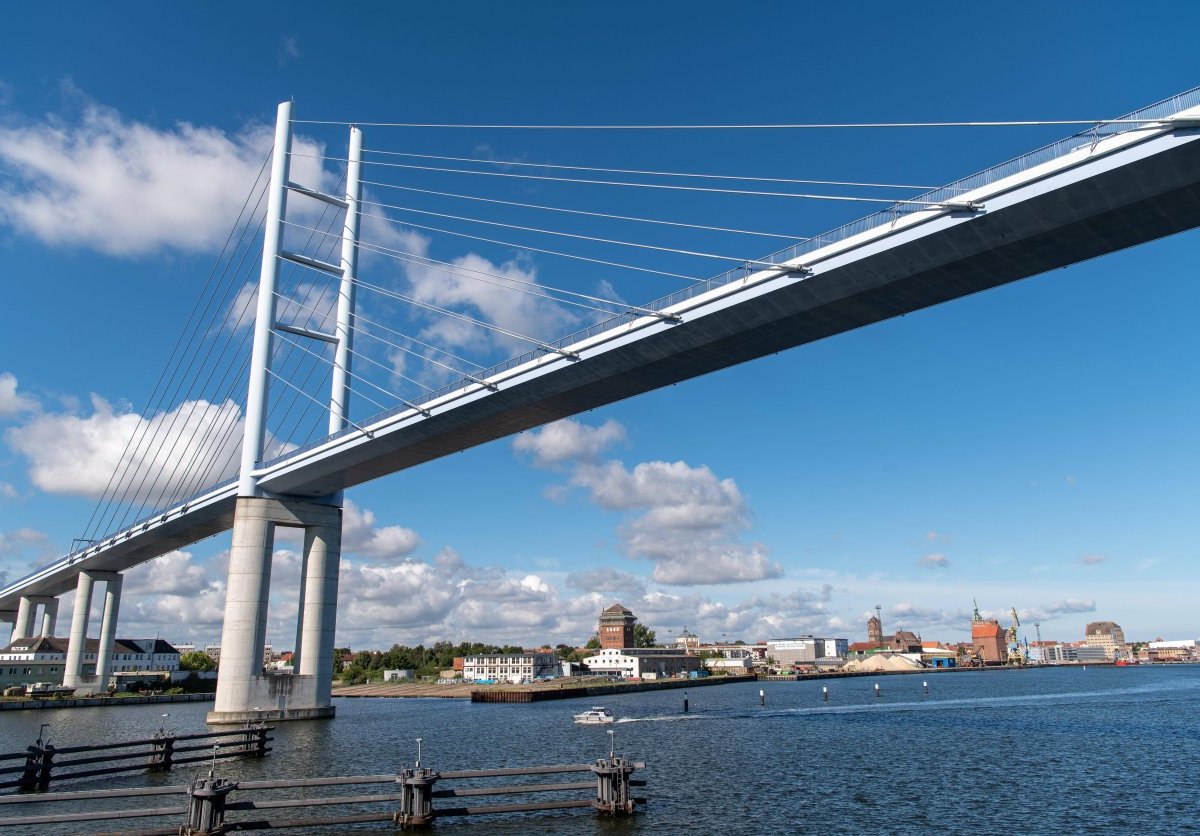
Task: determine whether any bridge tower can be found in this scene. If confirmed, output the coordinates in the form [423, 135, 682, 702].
[207, 102, 363, 723]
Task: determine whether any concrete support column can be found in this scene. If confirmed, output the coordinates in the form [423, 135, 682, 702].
[93, 574, 123, 692]
[12, 597, 34, 642]
[212, 498, 277, 717]
[63, 572, 96, 688]
[297, 517, 342, 706]
[39, 598, 59, 637]
[0, 610, 16, 646]
[210, 496, 341, 724]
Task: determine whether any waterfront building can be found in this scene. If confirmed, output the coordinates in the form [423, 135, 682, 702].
[867, 615, 883, 645]
[463, 652, 558, 684]
[675, 627, 700, 653]
[704, 656, 754, 673]
[766, 637, 849, 667]
[598, 603, 637, 650]
[970, 602, 1008, 663]
[1145, 639, 1199, 662]
[0, 636, 180, 689]
[582, 647, 700, 679]
[1084, 621, 1126, 660]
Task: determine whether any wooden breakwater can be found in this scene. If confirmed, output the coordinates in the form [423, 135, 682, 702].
[0, 754, 646, 832]
[0, 692, 214, 712]
[471, 673, 755, 703]
[0, 725, 271, 791]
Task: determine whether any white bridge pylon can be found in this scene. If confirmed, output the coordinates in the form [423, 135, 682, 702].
[213, 103, 364, 722]
[2, 90, 1200, 722]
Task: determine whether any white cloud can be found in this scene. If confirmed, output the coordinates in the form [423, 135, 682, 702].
[342, 499, 420, 560]
[0, 95, 330, 256]
[0, 482, 17, 500]
[513, 418, 626, 468]
[0, 373, 39, 418]
[1080, 554, 1107, 566]
[569, 458, 782, 585]
[5, 393, 248, 503]
[917, 553, 951, 569]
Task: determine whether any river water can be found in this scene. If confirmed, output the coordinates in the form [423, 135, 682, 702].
[1, 665, 1197, 835]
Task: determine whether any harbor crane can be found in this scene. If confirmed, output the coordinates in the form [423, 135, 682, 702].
[1007, 607, 1026, 665]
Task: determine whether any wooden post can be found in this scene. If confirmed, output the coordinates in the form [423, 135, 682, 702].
[395, 767, 438, 829]
[184, 776, 237, 834]
[150, 733, 175, 772]
[18, 745, 39, 790]
[37, 744, 55, 790]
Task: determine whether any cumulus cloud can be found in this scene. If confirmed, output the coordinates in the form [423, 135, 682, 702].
[564, 566, 647, 597]
[1080, 554, 1107, 566]
[569, 458, 781, 585]
[0, 373, 39, 418]
[1023, 598, 1096, 620]
[917, 553, 951, 569]
[513, 418, 626, 468]
[342, 499, 421, 560]
[926, 531, 950, 542]
[6, 394, 247, 502]
[0, 93, 330, 256]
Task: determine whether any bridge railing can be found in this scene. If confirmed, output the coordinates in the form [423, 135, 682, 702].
[260, 84, 1200, 473]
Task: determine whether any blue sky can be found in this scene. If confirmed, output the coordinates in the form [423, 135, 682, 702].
[1, 2, 1198, 649]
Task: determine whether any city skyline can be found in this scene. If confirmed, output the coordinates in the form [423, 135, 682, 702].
[2, 4, 1199, 648]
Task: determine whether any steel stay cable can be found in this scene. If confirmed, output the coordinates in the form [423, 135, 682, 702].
[351, 238, 644, 317]
[338, 208, 699, 280]
[273, 283, 486, 371]
[103, 193, 270, 533]
[91, 170, 271, 540]
[349, 202, 788, 266]
[282, 219, 667, 319]
[263, 368, 374, 436]
[148, 198, 276, 514]
[115, 167, 345, 530]
[273, 330, 422, 415]
[360, 147, 938, 189]
[83, 152, 272, 543]
[293, 118, 1155, 129]
[345, 274, 578, 358]
[357, 183, 810, 240]
[112, 191, 273, 532]
[298, 153, 946, 205]
[268, 295, 436, 393]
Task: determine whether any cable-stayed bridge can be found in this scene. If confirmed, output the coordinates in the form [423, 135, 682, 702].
[3, 88, 1199, 722]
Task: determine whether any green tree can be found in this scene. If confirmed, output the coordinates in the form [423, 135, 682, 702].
[585, 636, 601, 650]
[633, 624, 657, 648]
[179, 651, 216, 672]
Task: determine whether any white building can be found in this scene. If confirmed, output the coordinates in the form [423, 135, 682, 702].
[583, 648, 701, 679]
[0, 637, 180, 689]
[463, 653, 559, 684]
[766, 637, 849, 667]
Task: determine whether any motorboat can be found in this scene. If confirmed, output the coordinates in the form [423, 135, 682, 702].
[573, 706, 614, 724]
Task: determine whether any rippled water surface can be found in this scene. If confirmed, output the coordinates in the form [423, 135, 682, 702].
[2, 665, 1198, 834]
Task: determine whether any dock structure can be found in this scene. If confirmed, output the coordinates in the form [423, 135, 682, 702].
[0, 726, 272, 792]
[0, 755, 646, 832]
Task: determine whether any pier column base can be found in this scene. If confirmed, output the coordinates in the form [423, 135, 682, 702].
[208, 497, 342, 725]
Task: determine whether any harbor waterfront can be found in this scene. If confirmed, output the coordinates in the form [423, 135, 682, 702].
[1, 665, 1196, 835]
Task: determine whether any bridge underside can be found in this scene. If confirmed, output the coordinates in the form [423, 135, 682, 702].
[261, 136, 1200, 498]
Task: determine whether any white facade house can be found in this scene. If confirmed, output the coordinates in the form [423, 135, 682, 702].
[463, 653, 558, 684]
[582, 648, 701, 679]
[0, 637, 180, 689]
[766, 637, 849, 666]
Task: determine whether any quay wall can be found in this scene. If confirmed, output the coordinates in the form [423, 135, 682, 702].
[0, 692, 214, 711]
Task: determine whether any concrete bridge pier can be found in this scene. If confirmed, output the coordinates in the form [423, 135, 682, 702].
[38, 598, 59, 637]
[0, 610, 16, 645]
[62, 570, 121, 691]
[208, 496, 342, 725]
